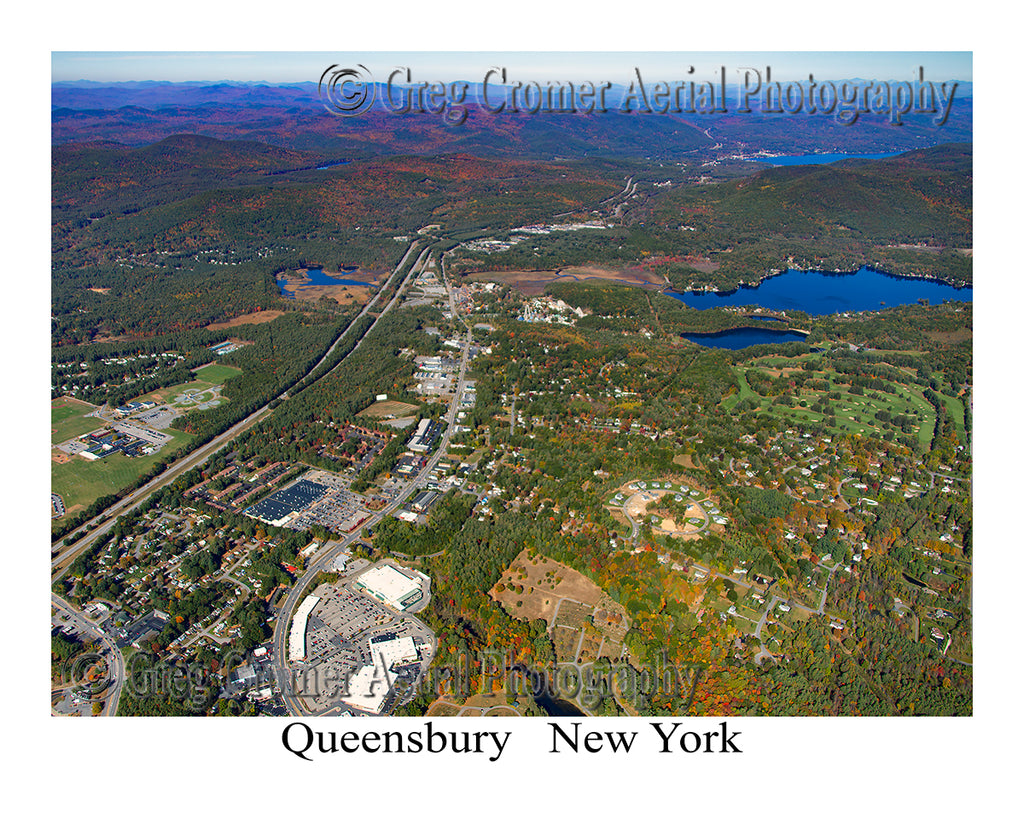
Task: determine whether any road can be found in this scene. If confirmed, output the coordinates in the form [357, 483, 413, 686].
[175, 553, 255, 649]
[51, 593, 126, 716]
[51, 237, 430, 716]
[52, 238, 426, 578]
[52, 404, 274, 579]
[613, 485, 846, 652]
[620, 487, 710, 544]
[271, 248, 475, 715]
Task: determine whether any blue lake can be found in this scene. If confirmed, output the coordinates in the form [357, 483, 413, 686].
[669, 267, 971, 316]
[682, 327, 809, 349]
[747, 152, 901, 166]
[317, 160, 351, 169]
[277, 267, 372, 299]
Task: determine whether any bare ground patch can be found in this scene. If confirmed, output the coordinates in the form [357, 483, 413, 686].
[492, 553, 606, 619]
[490, 550, 629, 663]
[467, 265, 668, 296]
[281, 284, 372, 306]
[89, 333, 131, 345]
[491, 550, 604, 625]
[207, 310, 285, 330]
[925, 328, 972, 343]
[358, 400, 419, 419]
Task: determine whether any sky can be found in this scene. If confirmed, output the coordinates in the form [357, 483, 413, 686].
[51, 51, 973, 85]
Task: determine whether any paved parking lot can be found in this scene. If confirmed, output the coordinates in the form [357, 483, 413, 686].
[291, 581, 435, 714]
[291, 486, 369, 532]
[133, 406, 180, 430]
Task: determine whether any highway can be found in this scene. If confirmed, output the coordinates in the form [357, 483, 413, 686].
[52, 239, 427, 581]
[52, 405, 273, 579]
[53, 234, 484, 717]
[50, 237, 429, 716]
[271, 248, 475, 716]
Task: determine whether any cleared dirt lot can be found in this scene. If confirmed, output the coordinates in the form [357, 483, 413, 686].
[468, 265, 669, 296]
[206, 311, 285, 329]
[490, 550, 629, 663]
[358, 400, 419, 419]
[491, 550, 604, 623]
[621, 487, 707, 537]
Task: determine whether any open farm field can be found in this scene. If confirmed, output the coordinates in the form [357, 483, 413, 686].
[51, 428, 193, 516]
[192, 363, 243, 384]
[51, 398, 102, 444]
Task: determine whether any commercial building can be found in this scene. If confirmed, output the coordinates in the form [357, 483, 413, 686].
[288, 595, 320, 663]
[354, 563, 424, 611]
[411, 490, 440, 513]
[408, 418, 442, 453]
[245, 479, 328, 527]
[340, 633, 421, 714]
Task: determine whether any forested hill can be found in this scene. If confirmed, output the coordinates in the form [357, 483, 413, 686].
[52, 138, 624, 248]
[459, 142, 972, 291]
[53, 135, 322, 218]
[52, 80, 971, 160]
[51, 138, 627, 343]
[53, 86, 711, 161]
[714, 143, 972, 244]
[644, 143, 972, 257]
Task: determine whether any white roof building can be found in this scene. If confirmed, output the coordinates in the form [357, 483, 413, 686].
[354, 564, 424, 610]
[341, 634, 420, 714]
[288, 595, 320, 663]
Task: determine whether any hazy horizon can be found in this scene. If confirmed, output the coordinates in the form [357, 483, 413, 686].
[52, 51, 973, 85]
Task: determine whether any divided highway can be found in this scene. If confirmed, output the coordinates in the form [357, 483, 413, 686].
[50, 237, 430, 716]
[52, 238, 426, 578]
[272, 248, 474, 715]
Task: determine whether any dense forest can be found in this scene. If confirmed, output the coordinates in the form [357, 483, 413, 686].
[451, 144, 973, 289]
[50, 86, 971, 720]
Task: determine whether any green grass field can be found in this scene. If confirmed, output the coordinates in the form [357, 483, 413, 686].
[52, 428, 193, 516]
[730, 358, 937, 449]
[142, 379, 222, 406]
[133, 364, 240, 407]
[937, 392, 966, 442]
[51, 398, 103, 444]
[192, 363, 242, 384]
[723, 368, 757, 412]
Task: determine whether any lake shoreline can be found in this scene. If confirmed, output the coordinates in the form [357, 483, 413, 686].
[681, 325, 811, 349]
[275, 266, 379, 299]
[665, 263, 972, 301]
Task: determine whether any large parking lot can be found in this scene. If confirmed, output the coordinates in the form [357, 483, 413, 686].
[291, 580, 435, 714]
[132, 406, 180, 430]
[291, 486, 369, 532]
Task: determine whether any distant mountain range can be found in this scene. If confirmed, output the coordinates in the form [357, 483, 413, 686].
[52, 81, 971, 160]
